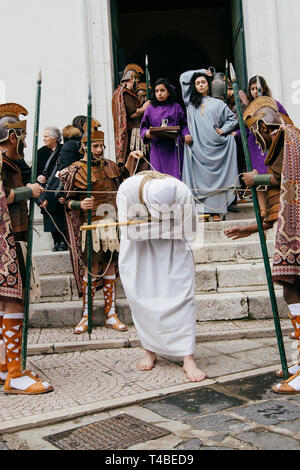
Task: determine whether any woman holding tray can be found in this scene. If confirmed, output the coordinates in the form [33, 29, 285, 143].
[140, 78, 192, 180]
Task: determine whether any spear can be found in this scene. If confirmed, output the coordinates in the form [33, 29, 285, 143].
[230, 63, 289, 380]
[21, 70, 42, 369]
[225, 59, 229, 104]
[257, 75, 263, 97]
[145, 55, 151, 100]
[87, 86, 93, 337]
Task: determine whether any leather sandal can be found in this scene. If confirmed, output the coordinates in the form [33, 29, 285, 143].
[0, 370, 40, 385]
[105, 314, 128, 332]
[276, 366, 300, 378]
[74, 315, 89, 335]
[272, 371, 300, 395]
[4, 370, 54, 395]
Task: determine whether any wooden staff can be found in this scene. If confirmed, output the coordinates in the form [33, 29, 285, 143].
[81, 219, 149, 231]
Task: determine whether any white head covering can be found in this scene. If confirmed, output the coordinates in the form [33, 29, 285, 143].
[143, 178, 178, 219]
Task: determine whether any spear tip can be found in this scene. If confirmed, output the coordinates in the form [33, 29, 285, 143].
[88, 84, 92, 103]
[145, 55, 148, 66]
[37, 69, 42, 84]
[229, 63, 237, 83]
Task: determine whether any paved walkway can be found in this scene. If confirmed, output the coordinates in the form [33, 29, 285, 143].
[0, 320, 298, 444]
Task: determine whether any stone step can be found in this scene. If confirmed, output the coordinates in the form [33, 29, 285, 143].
[193, 219, 276, 244]
[33, 237, 275, 279]
[34, 211, 274, 251]
[192, 239, 275, 264]
[195, 262, 275, 293]
[36, 260, 278, 302]
[26, 319, 293, 356]
[29, 289, 287, 328]
[219, 202, 256, 221]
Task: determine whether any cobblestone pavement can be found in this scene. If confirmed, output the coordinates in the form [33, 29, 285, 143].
[2, 371, 299, 451]
[27, 319, 292, 346]
[0, 329, 298, 439]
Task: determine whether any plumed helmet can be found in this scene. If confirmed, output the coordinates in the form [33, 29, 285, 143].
[81, 119, 103, 144]
[243, 97, 282, 153]
[121, 64, 144, 83]
[0, 103, 28, 158]
[80, 119, 104, 159]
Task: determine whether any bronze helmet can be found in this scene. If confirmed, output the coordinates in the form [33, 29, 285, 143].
[0, 103, 28, 158]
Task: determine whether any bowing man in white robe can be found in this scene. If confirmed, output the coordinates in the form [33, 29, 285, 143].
[116, 158, 206, 383]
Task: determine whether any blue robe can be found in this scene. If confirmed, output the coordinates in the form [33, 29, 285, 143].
[180, 70, 239, 214]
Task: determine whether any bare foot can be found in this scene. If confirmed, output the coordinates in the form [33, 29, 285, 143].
[137, 350, 157, 371]
[183, 356, 207, 383]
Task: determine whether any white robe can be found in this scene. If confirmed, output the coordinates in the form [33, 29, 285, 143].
[116, 174, 197, 357]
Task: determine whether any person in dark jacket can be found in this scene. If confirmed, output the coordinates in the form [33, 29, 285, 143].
[58, 116, 87, 171]
[37, 127, 66, 251]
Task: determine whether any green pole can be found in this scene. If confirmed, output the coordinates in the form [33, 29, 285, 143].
[225, 59, 229, 104]
[87, 86, 93, 337]
[21, 71, 42, 369]
[230, 63, 289, 380]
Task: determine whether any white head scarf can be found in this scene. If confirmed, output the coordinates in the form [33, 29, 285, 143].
[143, 178, 178, 220]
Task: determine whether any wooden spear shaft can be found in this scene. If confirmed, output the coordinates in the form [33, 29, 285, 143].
[21, 71, 42, 369]
[230, 63, 289, 380]
[81, 219, 149, 231]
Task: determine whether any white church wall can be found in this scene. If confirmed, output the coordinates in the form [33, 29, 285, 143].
[1, 0, 87, 162]
[243, 0, 300, 124]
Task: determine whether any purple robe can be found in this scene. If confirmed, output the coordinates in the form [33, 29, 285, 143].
[140, 102, 190, 180]
[237, 100, 288, 174]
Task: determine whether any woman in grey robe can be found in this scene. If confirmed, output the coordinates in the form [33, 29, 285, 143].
[180, 69, 239, 221]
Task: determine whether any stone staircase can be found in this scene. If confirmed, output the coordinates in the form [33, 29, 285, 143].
[30, 203, 287, 329]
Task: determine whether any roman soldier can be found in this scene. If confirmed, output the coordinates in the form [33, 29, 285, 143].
[225, 96, 300, 395]
[136, 82, 149, 106]
[59, 121, 141, 335]
[0, 103, 53, 395]
[112, 64, 150, 170]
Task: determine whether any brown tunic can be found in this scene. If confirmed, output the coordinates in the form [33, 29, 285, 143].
[123, 90, 141, 129]
[67, 158, 120, 223]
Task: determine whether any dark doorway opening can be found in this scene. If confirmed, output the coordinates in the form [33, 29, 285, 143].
[110, 0, 247, 100]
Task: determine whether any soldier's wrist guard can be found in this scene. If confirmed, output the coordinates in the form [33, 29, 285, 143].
[13, 187, 33, 202]
[253, 174, 272, 186]
[69, 200, 81, 210]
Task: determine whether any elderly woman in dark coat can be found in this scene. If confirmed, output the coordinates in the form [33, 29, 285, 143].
[37, 126, 67, 251]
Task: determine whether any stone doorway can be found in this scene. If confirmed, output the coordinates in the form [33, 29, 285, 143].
[110, 0, 248, 95]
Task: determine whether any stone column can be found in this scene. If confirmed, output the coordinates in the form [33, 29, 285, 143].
[82, 0, 116, 160]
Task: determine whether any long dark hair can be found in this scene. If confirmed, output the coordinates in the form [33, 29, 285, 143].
[151, 78, 176, 107]
[189, 72, 212, 108]
[247, 76, 272, 102]
[72, 115, 87, 136]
